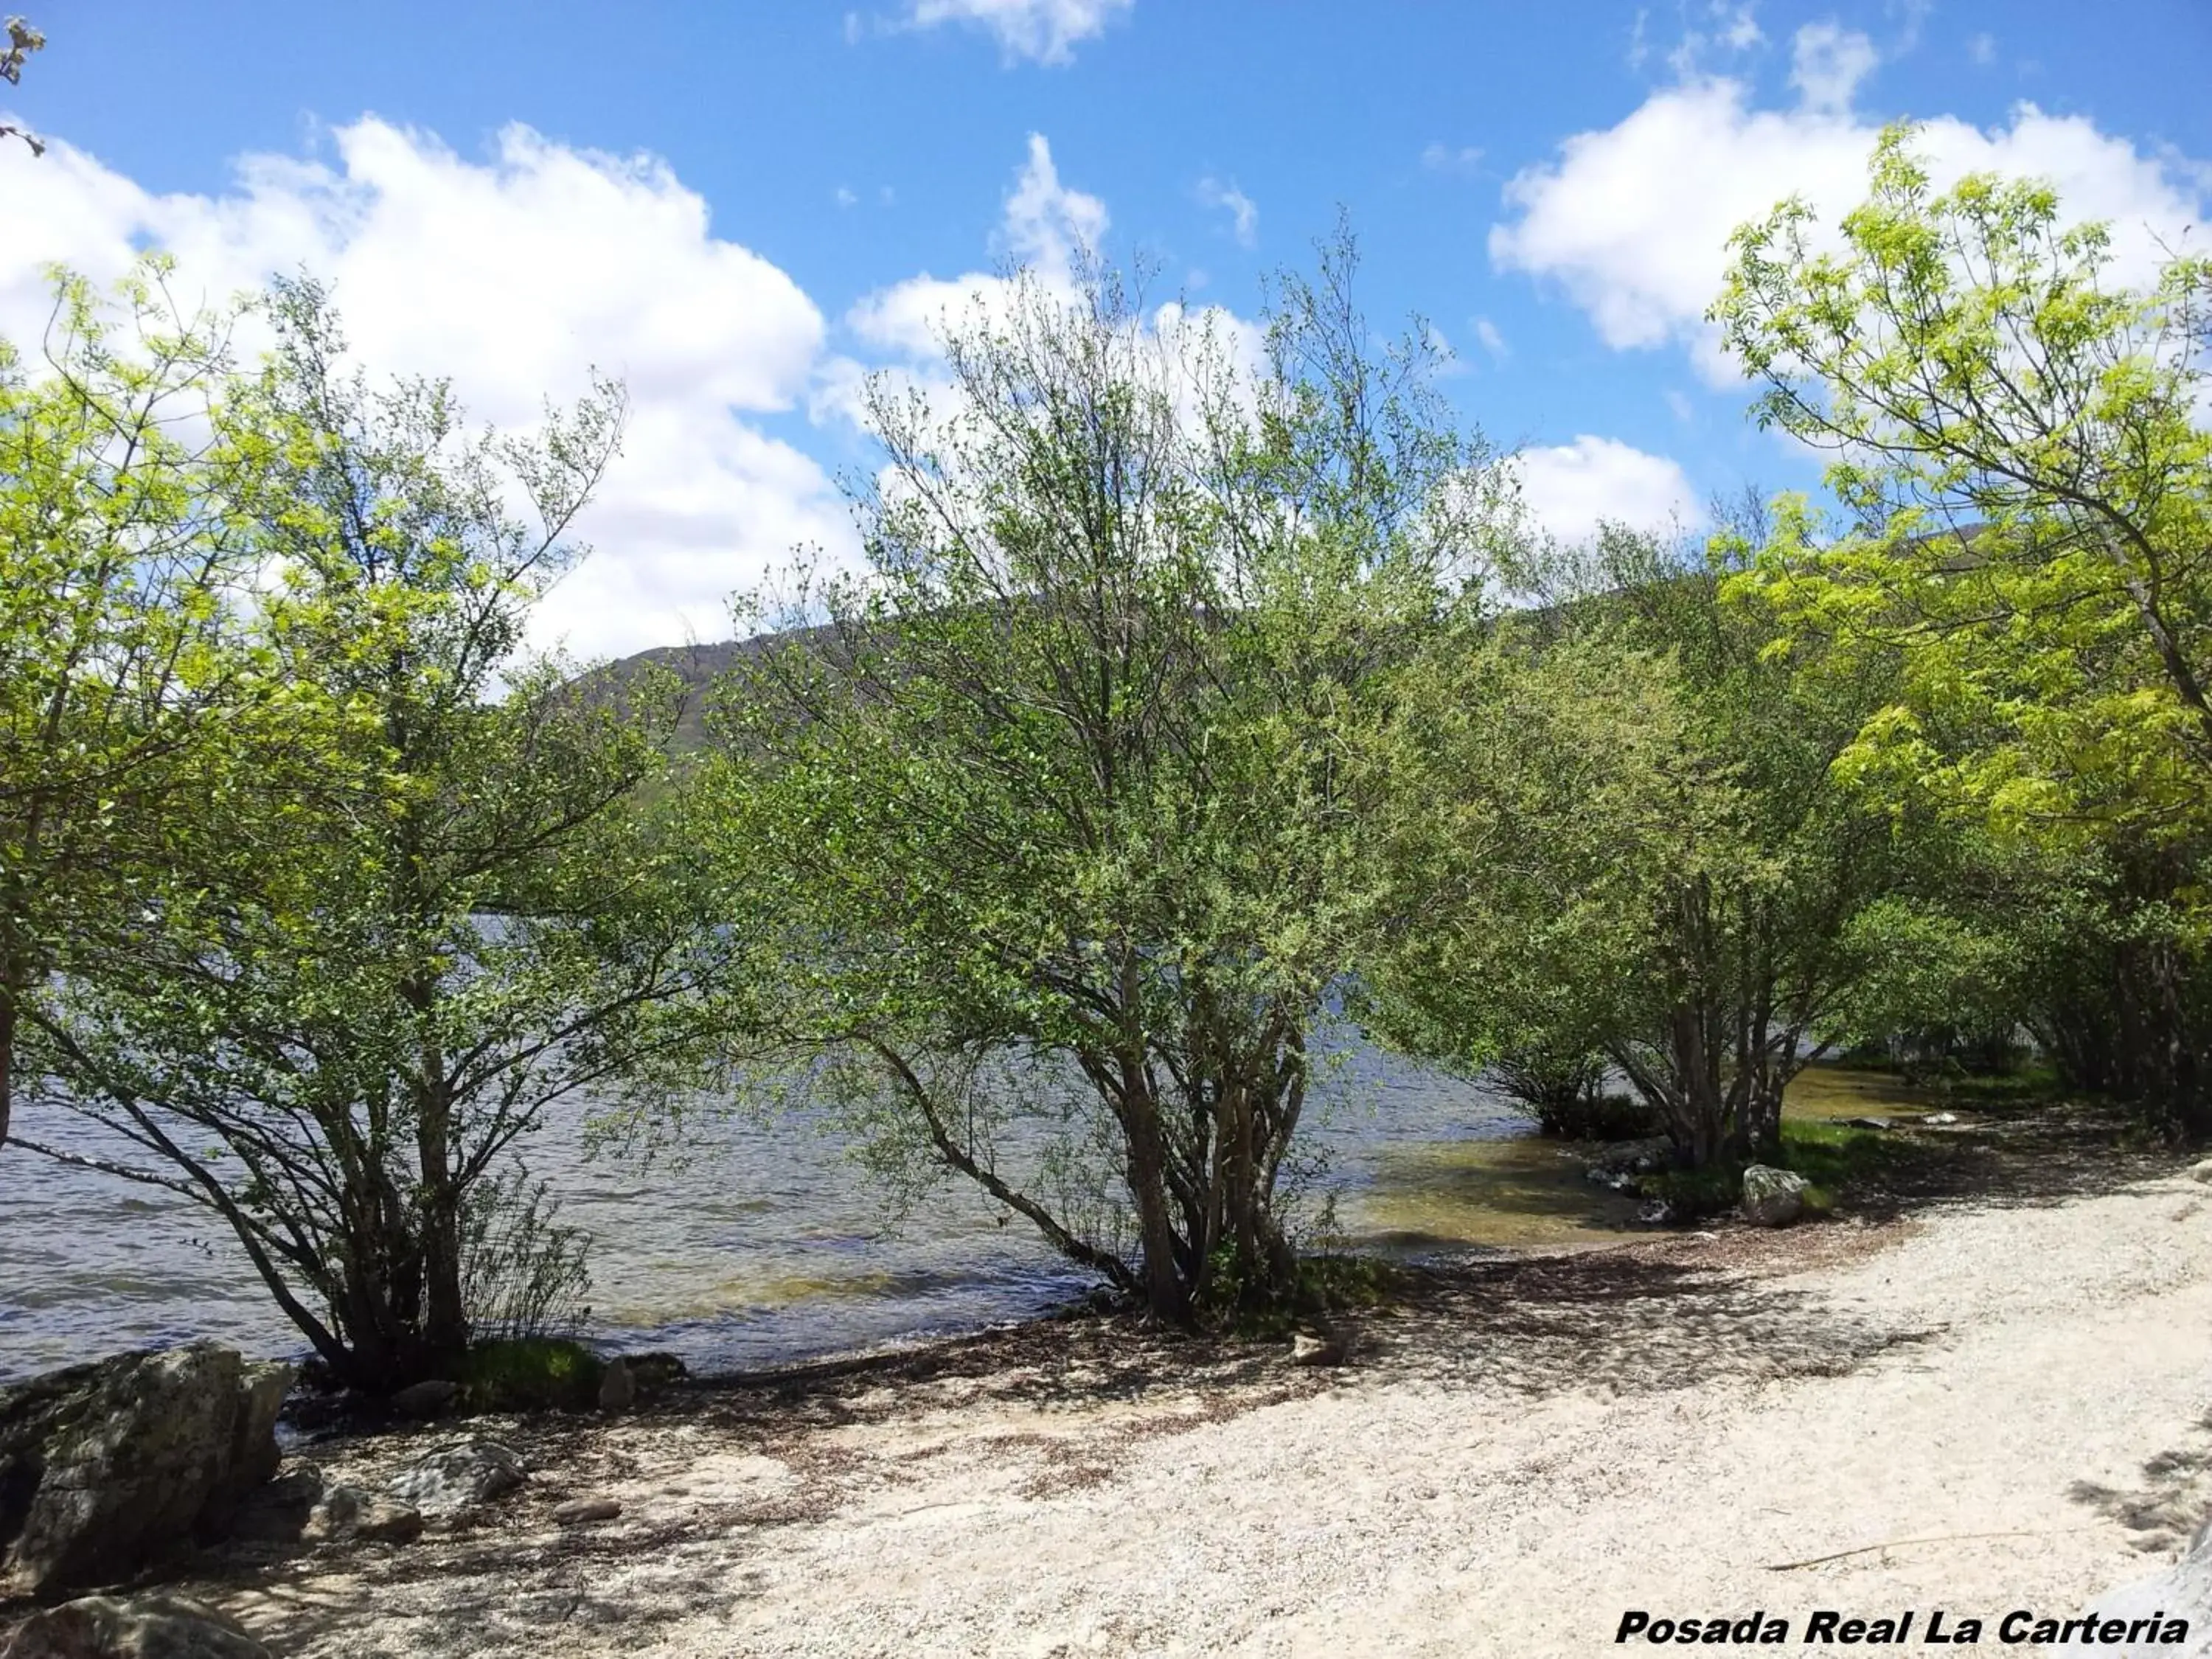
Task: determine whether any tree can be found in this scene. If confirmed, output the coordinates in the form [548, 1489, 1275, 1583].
[1714, 127, 2212, 1132]
[1, 15, 44, 156]
[704, 242, 1505, 1323]
[1597, 523, 1927, 1164]
[1350, 622, 1696, 1141]
[0, 268, 255, 1164]
[1365, 514, 1937, 1169]
[27, 279, 731, 1389]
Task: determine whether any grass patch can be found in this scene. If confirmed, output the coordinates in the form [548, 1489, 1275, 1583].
[1779, 1117, 1916, 1194]
[458, 1336, 603, 1413]
[1924, 1062, 2067, 1104]
[1823, 1053, 2067, 1103]
[1630, 1118, 1910, 1220]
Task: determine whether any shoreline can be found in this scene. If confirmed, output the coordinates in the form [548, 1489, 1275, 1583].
[10, 1096, 2207, 1657]
[77, 1133, 2205, 1655]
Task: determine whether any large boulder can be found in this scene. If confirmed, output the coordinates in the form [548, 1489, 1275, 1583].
[215, 1363, 291, 1512]
[0, 1344, 293, 1596]
[2073, 1517, 2212, 1655]
[1740, 1164, 1809, 1228]
[0, 1594, 268, 1659]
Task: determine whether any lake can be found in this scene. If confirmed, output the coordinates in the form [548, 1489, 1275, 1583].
[0, 1033, 1650, 1382]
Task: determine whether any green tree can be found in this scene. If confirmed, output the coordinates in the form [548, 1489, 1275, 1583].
[0, 268, 256, 1164]
[705, 243, 1505, 1322]
[1366, 515, 1936, 1168]
[29, 279, 730, 1389]
[1351, 622, 1696, 1141]
[1714, 127, 2212, 1131]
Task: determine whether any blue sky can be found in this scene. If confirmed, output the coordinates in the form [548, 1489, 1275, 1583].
[5, 0, 2208, 657]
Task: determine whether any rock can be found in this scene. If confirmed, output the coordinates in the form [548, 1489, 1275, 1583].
[0, 1594, 268, 1659]
[0, 1343, 294, 1596]
[1289, 1332, 1345, 1368]
[1583, 1137, 1672, 1189]
[2188, 1158, 2212, 1184]
[218, 1363, 292, 1505]
[223, 1469, 322, 1543]
[386, 1437, 527, 1516]
[1635, 1198, 1678, 1226]
[387, 1380, 459, 1419]
[552, 1496, 622, 1526]
[2076, 1517, 2212, 1655]
[1922, 1111, 1961, 1126]
[226, 1470, 421, 1548]
[596, 1358, 635, 1413]
[1740, 1165, 1809, 1228]
[1837, 1116, 1896, 1131]
[303, 1484, 423, 1545]
[620, 1353, 688, 1396]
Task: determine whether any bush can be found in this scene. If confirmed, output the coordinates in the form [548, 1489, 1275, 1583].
[457, 1338, 604, 1413]
[1492, 1049, 1661, 1141]
[461, 1168, 594, 1345]
[1211, 1252, 1411, 1340]
[1540, 1091, 1663, 1141]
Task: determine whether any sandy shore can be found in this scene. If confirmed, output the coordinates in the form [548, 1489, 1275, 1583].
[139, 1142, 2212, 1657]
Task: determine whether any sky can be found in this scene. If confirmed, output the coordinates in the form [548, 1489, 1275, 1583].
[4, 0, 2208, 660]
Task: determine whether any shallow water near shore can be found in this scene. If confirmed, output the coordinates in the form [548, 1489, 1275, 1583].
[0, 1048, 1906, 1382]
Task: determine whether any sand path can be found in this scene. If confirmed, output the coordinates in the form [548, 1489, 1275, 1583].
[192, 1157, 2212, 1658]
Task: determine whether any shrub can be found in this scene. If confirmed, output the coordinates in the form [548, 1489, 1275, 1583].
[457, 1337, 604, 1413]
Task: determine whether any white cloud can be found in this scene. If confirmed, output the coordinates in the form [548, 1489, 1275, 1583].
[843, 133, 1106, 365]
[1666, 0, 1765, 78]
[1515, 436, 1705, 545]
[1663, 387, 1696, 423]
[1888, 0, 1933, 55]
[1421, 142, 1484, 178]
[1968, 32, 1997, 67]
[1714, 3, 1763, 52]
[0, 119, 852, 660]
[1490, 80, 2211, 383]
[903, 0, 1132, 65]
[824, 135, 1268, 489]
[1196, 176, 1258, 248]
[1790, 23, 1878, 116]
[1473, 316, 1509, 361]
[835, 184, 858, 208]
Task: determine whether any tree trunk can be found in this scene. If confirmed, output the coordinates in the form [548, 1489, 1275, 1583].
[1121, 1085, 1192, 1324]
[1741, 1082, 1784, 1164]
[0, 982, 15, 1154]
[414, 1088, 468, 1369]
[1670, 1002, 1728, 1166]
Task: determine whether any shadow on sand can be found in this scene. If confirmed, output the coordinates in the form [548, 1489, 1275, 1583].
[7, 1083, 2188, 1658]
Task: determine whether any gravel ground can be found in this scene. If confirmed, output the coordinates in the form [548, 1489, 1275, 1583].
[153, 1150, 2212, 1658]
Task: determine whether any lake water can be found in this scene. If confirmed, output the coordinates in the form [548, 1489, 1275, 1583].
[0, 1034, 1650, 1383]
